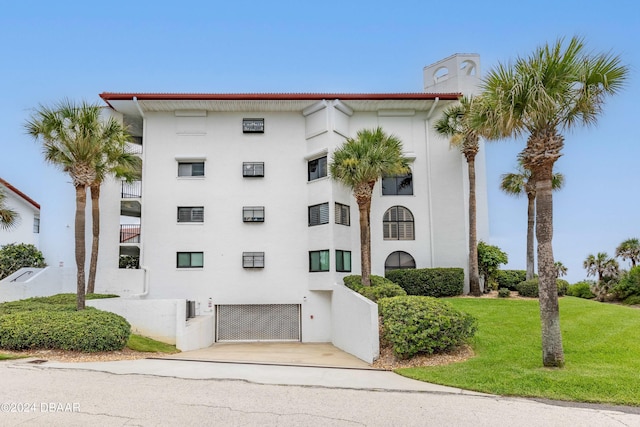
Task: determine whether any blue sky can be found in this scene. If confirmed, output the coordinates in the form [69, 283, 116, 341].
[1, 0, 637, 283]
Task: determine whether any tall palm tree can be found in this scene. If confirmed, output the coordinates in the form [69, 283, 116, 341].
[615, 238, 640, 268]
[477, 37, 628, 367]
[434, 96, 482, 296]
[25, 100, 131, 309]
[330, 127, 409, 287]
[87, 132, 140, 294]
[584, 252, 619, 301]
[0, 189, 19, 230]
[500, 162, 564, 280]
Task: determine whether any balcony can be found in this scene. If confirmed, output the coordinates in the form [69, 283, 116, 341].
[121, 181, 141, 198]
[120, 224, 140, 243]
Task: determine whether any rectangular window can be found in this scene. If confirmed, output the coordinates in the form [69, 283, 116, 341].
[33, 217, 40, 233]
[382, 172, 413, 195]
[178, 162, 205, 177]
[308, 203, 329, 226]
[243, 252, 265, 268]
[177, 252, 204, 268]
[309, 250, 330, 272]
[243, 162, 264, 177]
[177, 207, 204, 223]
[335, 203, 350, 226]
[243, 206, 265, 222]
[308, 156, 327, 181]
[336, 250, 352, 272]
[242, 118, 265, 133]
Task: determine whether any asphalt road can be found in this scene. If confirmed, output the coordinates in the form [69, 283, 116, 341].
[1, 362, 639, 426]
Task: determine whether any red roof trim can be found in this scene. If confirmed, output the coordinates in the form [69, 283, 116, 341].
[100, 92, 461, 101]
[0, 178, 40, 210]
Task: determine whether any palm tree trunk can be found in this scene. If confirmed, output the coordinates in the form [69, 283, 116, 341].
[535, 163, 564, 367]
[74, 185, 87, 310]
[467, 157, 481, 296]
[355, 182, 374, 287]
[87, 183, 100, 294]
[526, 193, 536, 280]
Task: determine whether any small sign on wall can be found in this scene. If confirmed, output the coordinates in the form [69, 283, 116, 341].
[243, 118, 264, 133]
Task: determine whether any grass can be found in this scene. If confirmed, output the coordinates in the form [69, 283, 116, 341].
[127, 334, 178, 353]
[0, 353, 27, 360]
[397, 297, 640, 406]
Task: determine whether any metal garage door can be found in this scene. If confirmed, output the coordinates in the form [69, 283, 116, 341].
[216, 304, 301, 342]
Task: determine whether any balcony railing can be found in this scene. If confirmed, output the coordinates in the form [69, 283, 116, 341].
[121, 181, 141, 198]
[120, 224, 141, 243]
[124, 141, 143, 154]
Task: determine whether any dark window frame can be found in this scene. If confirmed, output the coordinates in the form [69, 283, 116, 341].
[383, 206, 415, 240]
[335, 202, 350, 226]
[384, 251, 416, 272]
[307, 156, 328, 181]
[243, 252, 265, 268]
[309, 250, 330, 272]
[177, 252, 204, 268]
[243, 206, 265, 222]
[178, 161, 205, 177]
[243, 162, 265, 177]
[177, 206, 204, 223]
[308, 202, 329, 226]
[242, 118, 265, 133]
[382, 172, 413, 195]
[336, 250, 352, 272]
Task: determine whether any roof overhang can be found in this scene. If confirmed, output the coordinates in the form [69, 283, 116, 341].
[0, 178, 40, 211]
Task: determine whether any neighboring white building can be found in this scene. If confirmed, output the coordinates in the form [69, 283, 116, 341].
[85, 54, 489, 360]
[0, 177, 41, 248]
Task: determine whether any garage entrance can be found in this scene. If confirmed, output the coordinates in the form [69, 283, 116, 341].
[215, 304, 301, 342]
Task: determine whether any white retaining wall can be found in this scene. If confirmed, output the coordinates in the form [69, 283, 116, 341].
[331, 284, 379, 363]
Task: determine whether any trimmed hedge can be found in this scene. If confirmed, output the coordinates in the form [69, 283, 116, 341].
[385, 268, 464, 297]
[567, 281, 596, 299]
[498, 288, 511, 298]
[342, 275, 406, 302]
[378, 296, 477, 359]
[516, 278, 569, 298]
[0, 308, 131, 352]
[496, 270, 527, 291]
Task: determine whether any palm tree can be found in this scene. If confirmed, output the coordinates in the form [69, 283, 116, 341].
[477, 37, 628, 367]
[500, 162, 564, 280]
[584, 252, 619, 301]
[0, 189, 19, 230]
[615, 238, 640, 268]
[330, 127, 409, 286]
[554, 261, 567, 278]
[87, 133, 140, 294]
[25, 100, 131, 309]
[434, 96, 482, 296]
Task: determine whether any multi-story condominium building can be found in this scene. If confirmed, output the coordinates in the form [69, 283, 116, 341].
[91, 54, 488, 361]
[0, 177, 40, 249]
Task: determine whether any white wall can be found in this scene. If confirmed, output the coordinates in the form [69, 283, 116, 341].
[0, 184, 40, 249]
[0, 267, 75, 302]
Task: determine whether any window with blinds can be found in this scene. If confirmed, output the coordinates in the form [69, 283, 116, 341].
[243, 252, 265, 268]
[335, 203, 350, 226]
[383, 206, 415, 240]
[243, 206, 265, 222]
[178, 161, 205, 177]
[243, 162, 264, 177]
[177, 207, 204, 223]
[308, 203, 329, 226]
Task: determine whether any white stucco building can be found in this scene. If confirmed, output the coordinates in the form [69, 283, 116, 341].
[77, 54, 489, 361]
[0, 177, 40, 249]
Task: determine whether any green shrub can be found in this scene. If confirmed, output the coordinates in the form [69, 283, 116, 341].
[567, 281, 596, 299]
[342, 275, 406, 302]
[516, 278, 568, 298]
[496, 270, 527, 291]
[0, 293, 119, 315]
[0, 243, 47, 280]
[623, 295, 640, 305]
[498, 288, 511, 298]
[358, 283, 407, 302]
[0, 308, 130, 352]
[378, 296, 477, 359]
[613, 266, 640, 301]
[385, 268, 464, 297]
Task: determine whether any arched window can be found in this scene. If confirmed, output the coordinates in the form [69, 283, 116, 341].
[383, 206, 414, 240]
[384, 251, 416, 272]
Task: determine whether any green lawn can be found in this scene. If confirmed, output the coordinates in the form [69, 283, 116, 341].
[397, 297, 640, 406]
[126, 334, 178, 353]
